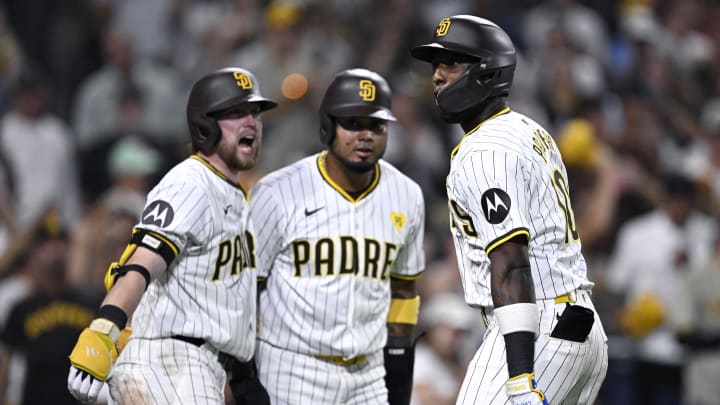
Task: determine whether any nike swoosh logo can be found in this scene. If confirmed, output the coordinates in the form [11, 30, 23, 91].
[305, 207, 325, 216]
[224, 205, 232, 214]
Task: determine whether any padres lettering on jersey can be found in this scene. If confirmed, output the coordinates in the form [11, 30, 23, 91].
[250, 152, 425, 358]
[290, 236, 397, 279]
[128, 155, 258, 360]
[447, 109, 593, 307]
[212, 230, 256, 281]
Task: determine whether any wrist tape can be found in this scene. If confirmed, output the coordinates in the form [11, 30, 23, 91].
[494, 303, 539, 336]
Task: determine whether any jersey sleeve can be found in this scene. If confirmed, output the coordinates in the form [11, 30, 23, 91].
[135, 180, 212, 254]
[455, 147, 530, 254]
[390, 183, 425, 279]
[249, 180, 287, 279]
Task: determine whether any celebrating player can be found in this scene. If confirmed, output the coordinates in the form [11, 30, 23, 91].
[249, 68, 425, 405]
[66, 67, 276, 405]
[411, 15, 608, 404]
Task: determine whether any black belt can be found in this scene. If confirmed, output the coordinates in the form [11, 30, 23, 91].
[172, 335, 236, 370]
[172, 335, 205, 347]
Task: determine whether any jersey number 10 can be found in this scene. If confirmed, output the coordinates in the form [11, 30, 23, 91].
[551, 169, 579, 244]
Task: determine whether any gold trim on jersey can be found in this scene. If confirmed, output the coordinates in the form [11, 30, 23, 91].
[190, 155, 249, 201]
[389, 272, 424, 281]
[316, 151, 380, 203]
[450, 107, 511, 158]
[485, 227, 529, 255]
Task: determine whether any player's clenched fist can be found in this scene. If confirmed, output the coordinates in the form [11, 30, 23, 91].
[506, 373, 549, 405]
[67, 318, 120, 403]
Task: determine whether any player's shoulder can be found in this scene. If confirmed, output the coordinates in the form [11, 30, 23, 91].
[456, 110, 539, 159]
[253, 154, 317, 190]
[378, 159, 423, 194]
[473, 110, 538, 142]
[153, 157, 206, 187]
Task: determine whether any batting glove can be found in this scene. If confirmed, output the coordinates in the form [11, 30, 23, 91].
[67, 318, 120, 403]
[506, 373, 549, 405]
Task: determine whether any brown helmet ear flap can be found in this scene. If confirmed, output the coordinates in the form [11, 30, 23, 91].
[319, 115, 335, 145]
[188, 109, 221, 152]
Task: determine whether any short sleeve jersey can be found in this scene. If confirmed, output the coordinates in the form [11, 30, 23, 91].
[250, 152, 425, 358]
[130, 155, 257, 360]
[447, 109, 594, 308]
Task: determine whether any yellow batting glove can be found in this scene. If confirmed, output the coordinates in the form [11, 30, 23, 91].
[118, 326, 132, 353]
[67, 319, 119, 403]
[506, 373, 549, 405]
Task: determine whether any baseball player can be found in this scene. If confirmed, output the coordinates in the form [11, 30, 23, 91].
[411, 15, 608, 404]
[249, 68, 425, 405]
[66, 67, 276, 405]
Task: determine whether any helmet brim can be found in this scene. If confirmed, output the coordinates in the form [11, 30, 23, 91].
[330, 106, 397, 121]
[208, 95, 278, 115]
[411, 43, 447, 62]
[411, 43, 482, 64]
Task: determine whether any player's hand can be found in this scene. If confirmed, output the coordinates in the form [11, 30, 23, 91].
[506, 373, 549, 405]
[67, 319, 120, 403]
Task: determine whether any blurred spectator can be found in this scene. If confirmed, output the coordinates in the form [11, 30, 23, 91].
[72, 28, 185, 154]
[669, 235, 720, 405]
[0, 155, 17, 257]
[231, 1, 338, 173]
[170, 0, 262, 84]
[411, 293, 481, 405]
[0, 66, 82, 231]
[94, 0, 177, 64]
[605, 172, 718, 405]
[67, 136, 159, 293]
[523, 0, 609, 66]
[556, 118, 620, 253]
[0, 214, 101, 405]
[384, 72, 447, 219]
[0, 8, 23, 116]
[2, 0, 103, 119]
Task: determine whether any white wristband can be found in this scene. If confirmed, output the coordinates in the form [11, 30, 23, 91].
[494, 303, 538, 336]
[89, 318, 120, 342]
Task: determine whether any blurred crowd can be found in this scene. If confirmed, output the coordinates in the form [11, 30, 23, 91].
[0, 0, 719, 404]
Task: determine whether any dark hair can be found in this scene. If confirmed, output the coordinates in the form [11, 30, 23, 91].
[662, 172, 695, 198]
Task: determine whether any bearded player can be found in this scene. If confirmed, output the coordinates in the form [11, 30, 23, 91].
[249, 68, 425, 405]
[67, 67, 276, 405]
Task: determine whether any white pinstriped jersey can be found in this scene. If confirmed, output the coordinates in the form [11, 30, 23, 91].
[250, 151, 425, 358]
[447, 109, 594, 308]
[128, 155, 257, 361]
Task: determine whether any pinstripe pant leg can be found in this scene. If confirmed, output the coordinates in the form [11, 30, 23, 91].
[256, 340, 342, 405]
[108, 338, 226, 405]
[534, 294, 608, 405]
[456, 323, 510, 405]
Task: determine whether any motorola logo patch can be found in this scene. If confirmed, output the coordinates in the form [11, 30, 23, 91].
[480, 188, 511, 224]
[141, 200, 175, 228]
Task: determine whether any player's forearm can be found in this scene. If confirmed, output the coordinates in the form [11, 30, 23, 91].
[102, 247, 167, 322]
[490, 244, 535, 308]
[387, 278, 418, 346]
[489, 242, 537, 377]
[387, 324, 414, 347]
